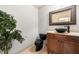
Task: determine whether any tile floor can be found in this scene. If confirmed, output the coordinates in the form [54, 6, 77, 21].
[20, 40, 47, 54]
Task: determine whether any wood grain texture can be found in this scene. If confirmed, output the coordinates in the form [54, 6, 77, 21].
[47, 33, 79, 54]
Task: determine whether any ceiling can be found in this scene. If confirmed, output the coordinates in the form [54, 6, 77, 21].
[33, 5, 45, 8]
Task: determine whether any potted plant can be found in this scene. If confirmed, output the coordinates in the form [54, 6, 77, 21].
[0, 10, 24, 54]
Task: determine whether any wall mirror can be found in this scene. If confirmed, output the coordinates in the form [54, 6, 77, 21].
[49, 5, 76, 25]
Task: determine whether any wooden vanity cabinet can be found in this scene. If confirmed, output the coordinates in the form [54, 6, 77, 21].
[47, 33, 79, 54]
[63, 36, 79, 53]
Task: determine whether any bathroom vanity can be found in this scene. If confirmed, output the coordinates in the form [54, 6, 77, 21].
[47, 31, 79, 54]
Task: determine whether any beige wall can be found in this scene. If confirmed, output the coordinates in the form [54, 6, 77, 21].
[0, 5, 38, 54]
[38, 5, 79, 34]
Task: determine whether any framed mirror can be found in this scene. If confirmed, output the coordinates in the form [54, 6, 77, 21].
[49, 5, 76, 25]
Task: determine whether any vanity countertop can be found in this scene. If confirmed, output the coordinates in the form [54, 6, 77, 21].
[48, 31, 79, 37]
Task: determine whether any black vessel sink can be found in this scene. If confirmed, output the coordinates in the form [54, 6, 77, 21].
[55, 28, 67, 33]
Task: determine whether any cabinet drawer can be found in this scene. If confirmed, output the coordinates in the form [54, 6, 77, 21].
[65, 35, 79, 43]
[47, 33, 66, 39]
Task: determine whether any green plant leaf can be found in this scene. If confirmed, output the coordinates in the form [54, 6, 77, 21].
[0, 10, 24, 54]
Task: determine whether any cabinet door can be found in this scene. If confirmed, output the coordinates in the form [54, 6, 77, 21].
[47, 33, 62, 54]
[63, 36, 79, 54]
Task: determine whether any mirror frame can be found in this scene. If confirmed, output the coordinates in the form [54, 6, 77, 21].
[49, 5, 76, 25]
